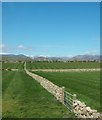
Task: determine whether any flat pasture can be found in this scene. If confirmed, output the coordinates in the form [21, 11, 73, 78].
[33, 71, 100, 111]
[2, 62, 24, 69]
[26, 61, 100, 69]
[2, 71, 73, 118]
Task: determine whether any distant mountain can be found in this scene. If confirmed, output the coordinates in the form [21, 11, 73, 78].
[33, 55, 100, 61]
[33, 56, 70, 61]
[0, 54, 32, 61]
[0, 54, 101, 62]
[70, 55, 100, 61]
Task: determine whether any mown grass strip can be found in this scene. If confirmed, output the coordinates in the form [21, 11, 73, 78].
[2, 63, 24, 69]
[33, 71, 100, 111]
[2, 71, 74, 118]
[26, 61, 100, 69]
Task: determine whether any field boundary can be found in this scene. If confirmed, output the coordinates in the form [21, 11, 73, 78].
[24, 62, 101, 118]
[1, 68, 100, 72]
[25, 70, 101, 118]
[24, 63, 65, 103]
[31, 68, 100, 72]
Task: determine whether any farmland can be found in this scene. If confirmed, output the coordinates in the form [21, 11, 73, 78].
[2, 61, 100, 118]
[26, 61, 100, 69]
[2, 62, 24, 69]
[33, 71, 100, 111]
[2, 71, 73, 118]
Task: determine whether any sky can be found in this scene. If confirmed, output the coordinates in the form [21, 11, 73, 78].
[1, 2, 100, 57]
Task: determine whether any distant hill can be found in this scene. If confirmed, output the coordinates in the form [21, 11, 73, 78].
[0, 54, 32, 61]
[33, 56, 69, 61]
[33, 55, 100, 61]
[70, 55, 100, 61]
[0, 54, 101, 62]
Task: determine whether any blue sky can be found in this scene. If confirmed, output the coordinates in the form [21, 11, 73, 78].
[2, 2, 100, 57]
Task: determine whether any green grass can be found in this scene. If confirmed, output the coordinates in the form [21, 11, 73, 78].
[2, 71, 73, 118]
[2, 62, 24, 69]
[26, 61, 100, 69]
[33, 71, 100, 111]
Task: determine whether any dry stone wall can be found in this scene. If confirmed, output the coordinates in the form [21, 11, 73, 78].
[25, 69, 101, 118]
[25, 69, 64, 103]
[32, 68, 100, 72]
[24, 62, 101, 119]
[73, 100, 100, 118]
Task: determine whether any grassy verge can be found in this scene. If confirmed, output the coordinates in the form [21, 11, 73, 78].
[33, 71, 100, 111]
[2, 71, 73, 118]
[2, 62, 24, 69]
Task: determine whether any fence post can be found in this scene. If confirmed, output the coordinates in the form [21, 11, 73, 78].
[73, 94, 76, 100]
[62, 86, 65, 104]
[72, 94, 77, 113]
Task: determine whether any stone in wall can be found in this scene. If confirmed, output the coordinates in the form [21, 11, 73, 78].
[73, 100, 100, 118]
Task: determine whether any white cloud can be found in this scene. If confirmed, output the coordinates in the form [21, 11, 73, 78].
[0, 44, 8, 53]
[0, 44, 12, 55]
[17, 45, 33, 51]
[0, 44, 5, 50]
[0, 52, 11, 55]
[17, 45, 25, 49]
[84, 50, 99, 55]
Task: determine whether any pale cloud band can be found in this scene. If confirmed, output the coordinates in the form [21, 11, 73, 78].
[17, 45, 33, 51]
[0, 44, 33, 54]
[0, 44, 7, 53]
[0, 44, 5, 50]
[0, 44, 100, 56]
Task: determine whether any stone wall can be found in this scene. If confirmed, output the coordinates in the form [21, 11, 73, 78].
[32, 68, 100, 72]
[24, 63, 101, 119]
[25, 69, 101, 119]
[25, 69, 64, 103]
[73, 99, 100, 118]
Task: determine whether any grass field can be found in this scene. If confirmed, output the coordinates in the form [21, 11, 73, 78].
[2, 71, 73, 118]
[2, 63, 24, 69]
[26, 61, 100, 69]
[33, 71, 100, 111]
